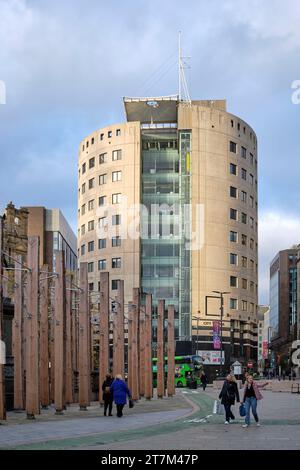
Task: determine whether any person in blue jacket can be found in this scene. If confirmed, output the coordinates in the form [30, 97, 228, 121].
[110, 374, 132, 417]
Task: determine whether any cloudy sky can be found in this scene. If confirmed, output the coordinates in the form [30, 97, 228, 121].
[0, 0, 300, 304]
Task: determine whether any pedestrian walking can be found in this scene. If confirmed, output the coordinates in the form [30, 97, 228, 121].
[102, 373, 114, 416]
[110, 374, 132, 418]
[219, 374, 240, 424]
[243, 371, 250, 384]
[241, 375, 268, 428]
[200, 371, 208, 391]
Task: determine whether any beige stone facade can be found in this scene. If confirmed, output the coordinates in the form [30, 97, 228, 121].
[179, 102, 258, 360]
[78, 122, 141, 307]
[78, 98, 258, 373]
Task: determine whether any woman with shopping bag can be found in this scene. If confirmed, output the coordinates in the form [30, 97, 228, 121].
[218, 374, 240, 424]
[241, 375, 268, 428]
[110, 374, 132, 418]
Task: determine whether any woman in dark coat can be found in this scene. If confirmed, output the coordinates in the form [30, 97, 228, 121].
[110, 374, 131, 418]
[102, 373, 114, 416]
[219, 374, 240, 424]
[200, 372, 208, 391]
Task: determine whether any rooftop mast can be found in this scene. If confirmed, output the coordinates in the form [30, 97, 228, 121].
[178, 31, 191, 105]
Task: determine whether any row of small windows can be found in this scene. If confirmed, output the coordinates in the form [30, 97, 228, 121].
[229, 141, 257, 167]
[229, 231, 257, 250]
[80, 236, 122, 254]
[229, 163, 256, 187]
[229, 253, 257, 271]
[230, 208, 256, 229]
[229, 276, 257, 292]
[88, 280, 121, 291]
[80, 215, 121, 236]
[229, 121, 256, 143]
[229, 186, 257, 209]
[87, 257, 122, 273]
[229, 298, 256, 313]
[79, 171, 122, 195]
[82, 130, 121, 151]
[81, 150, 122, 175]
[79, 193, 122, 215]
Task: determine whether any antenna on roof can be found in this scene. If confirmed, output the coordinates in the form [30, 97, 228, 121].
[178, 31, 191, 105]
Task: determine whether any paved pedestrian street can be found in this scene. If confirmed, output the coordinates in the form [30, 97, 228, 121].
[0, 389, 300, 450]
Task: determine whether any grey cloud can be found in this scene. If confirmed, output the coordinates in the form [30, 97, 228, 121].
[1, 0, 300, 303]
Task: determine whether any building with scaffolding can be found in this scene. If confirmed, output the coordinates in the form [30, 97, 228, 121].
[78, 95, 259, 375]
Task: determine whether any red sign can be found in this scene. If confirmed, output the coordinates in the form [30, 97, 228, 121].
[262, 341, 268, 359]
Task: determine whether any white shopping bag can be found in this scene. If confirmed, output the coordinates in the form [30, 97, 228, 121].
[213, 399, 218, 414]
[217, 402, 225, 415]
[213, 399, 224, 415]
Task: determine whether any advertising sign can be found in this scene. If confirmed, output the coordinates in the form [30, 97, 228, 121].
[197, 350, 225, 365]
[234, 365, 242, 375]
[212, 320, 221, 350]
[262, 341, 268, 359]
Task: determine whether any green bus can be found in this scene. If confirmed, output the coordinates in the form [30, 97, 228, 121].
[152, 355, 203, 388]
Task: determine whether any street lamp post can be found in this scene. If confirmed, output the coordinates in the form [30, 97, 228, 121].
[191, 314, 200, 355]
[212, 291, 230, 378]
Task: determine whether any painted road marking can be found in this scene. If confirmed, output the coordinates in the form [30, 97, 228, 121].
[184, 413, 212, 423]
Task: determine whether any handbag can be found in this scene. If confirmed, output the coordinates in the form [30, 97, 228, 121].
[129, 399, 134, 409]
[239, 403, 246, 417]
[213, 400, 224, 415]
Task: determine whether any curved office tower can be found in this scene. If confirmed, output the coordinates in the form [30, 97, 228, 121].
[78, 97, 258, 372]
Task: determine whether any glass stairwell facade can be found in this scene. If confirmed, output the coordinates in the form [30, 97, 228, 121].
[141, 129, 191, 340]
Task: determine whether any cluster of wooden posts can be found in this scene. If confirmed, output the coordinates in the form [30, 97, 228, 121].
[0, 229, 175, 421]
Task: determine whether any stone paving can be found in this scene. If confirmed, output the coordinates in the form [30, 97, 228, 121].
[0, 393, 194, 449]
[99, 390, 300, 451]
[1, 388, 300, 450]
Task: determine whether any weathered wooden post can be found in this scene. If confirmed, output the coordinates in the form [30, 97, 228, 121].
[13, 255, 24, 410]
[49, 303, 55, 404]
[144, 293, 153, 400]
[167, 305, 175, 397]
[65, 274, 73, 404]
[127, 302, 133, 393]
[132, 288, 140, 400]
[0, 217, 6, 420]
[87, 292, 92, 403]
[99, 272, 109, 404]
[39, 264, 50, 409]
[157, 299, 165, 398]
[25, 236, 40, 419]
[78, 262, 90, 410]
[54, 251, 66, 414]
[139, 307, 145, 397]
[113, 280, 124, 377]
[71, 295, 78, 401]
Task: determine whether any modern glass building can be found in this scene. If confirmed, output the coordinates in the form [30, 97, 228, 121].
[78, 96, 259, 372]
[269, 248, 298, 371]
